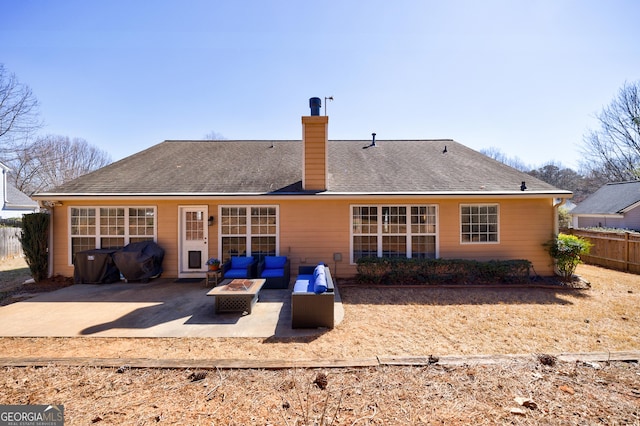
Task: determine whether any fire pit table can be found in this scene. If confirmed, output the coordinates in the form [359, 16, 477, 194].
[206, 278, 266, 314]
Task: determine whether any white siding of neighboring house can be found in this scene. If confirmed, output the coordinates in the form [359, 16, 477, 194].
[574, 205, 640, 231]
[0, 163, 38, 219]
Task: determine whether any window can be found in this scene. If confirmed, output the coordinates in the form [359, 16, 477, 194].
[352, 205, 437, 262]
[69, 206, 156, 263]
[460, 204, 499, 243]
[220, 206, 278, 262]
[128, 207, 156, 242]
[99, 208, 124, 249]
[411, 206, 437, 257]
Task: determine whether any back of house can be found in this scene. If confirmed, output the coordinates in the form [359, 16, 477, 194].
[33, 98, 572, 280]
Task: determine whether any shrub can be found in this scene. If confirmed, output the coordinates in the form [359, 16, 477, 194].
[558, 206, 572, 229]
[19, 212, 50, 282]
[356, 257, 531, 285]
[355, 257, 392, 284]
[546, 233, 592, 281]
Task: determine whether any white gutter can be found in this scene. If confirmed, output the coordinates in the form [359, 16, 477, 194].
[573, 213, 624, 218]
[33, 190, 573, 201]
[553, 197, 567, 235]
[1, 165, 7, 206]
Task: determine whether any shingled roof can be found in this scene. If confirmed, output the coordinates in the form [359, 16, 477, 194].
[571, 181, 640, 215]
[36, 139, 569, 197]
[5, 183, 38, 209]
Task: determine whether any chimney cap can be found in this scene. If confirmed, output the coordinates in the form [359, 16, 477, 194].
[309, 97, 321, 116]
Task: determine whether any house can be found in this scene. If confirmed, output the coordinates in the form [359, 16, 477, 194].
[0, 161, 38, 219]
[570, 181, 640, 231]
[32, 98, 572, 279]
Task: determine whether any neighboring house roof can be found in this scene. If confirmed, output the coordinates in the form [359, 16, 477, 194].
[34, 139, 569, 197]
[571, 181, 640, 215]
[1, 161, 37, 211]
[5, 183, 38, 209]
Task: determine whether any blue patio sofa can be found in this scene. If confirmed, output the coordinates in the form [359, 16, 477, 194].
[257, 256, 291, 289]
[221, 256, 257, 279]
[291, 263, 335, 328]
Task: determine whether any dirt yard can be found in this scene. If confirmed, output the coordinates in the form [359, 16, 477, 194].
[1, 257, 639, 424]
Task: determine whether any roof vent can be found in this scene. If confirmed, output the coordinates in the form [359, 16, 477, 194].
[309, 97, 321, 116]
[371, 133, 376, 147]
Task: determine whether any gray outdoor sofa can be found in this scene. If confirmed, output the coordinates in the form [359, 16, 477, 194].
[291, 263, 335, 329]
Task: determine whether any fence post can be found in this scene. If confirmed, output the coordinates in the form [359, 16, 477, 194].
[624, 231, 629, 273]
[0, 227, 24, 260]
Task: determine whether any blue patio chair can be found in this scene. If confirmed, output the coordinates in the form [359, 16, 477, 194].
[221, 256, 256, 279]
[257, 256, 290, 289]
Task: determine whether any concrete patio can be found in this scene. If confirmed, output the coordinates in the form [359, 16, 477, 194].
[0, 279, 344, 338]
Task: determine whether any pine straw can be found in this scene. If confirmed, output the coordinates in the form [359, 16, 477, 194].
[1, 359, 639, 424]
[1, 265, 638, 360]
[0, 264, 639, 424]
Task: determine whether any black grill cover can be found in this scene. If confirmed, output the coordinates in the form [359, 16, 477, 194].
[113, 241, 164, 282]
[74, 249, 120, 284]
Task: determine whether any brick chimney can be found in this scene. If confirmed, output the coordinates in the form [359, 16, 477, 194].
[302, 97, 328, 191]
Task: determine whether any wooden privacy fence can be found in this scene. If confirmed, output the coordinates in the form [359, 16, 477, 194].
[0, 226, 23, 260]
[567, 229, 640, 274]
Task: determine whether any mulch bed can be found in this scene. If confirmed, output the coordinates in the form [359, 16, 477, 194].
[0, 275, 74, 306]
[338, 274, 591, 290]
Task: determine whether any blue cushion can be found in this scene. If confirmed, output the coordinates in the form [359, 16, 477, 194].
[314, 267, 327, 294]
[293, 275, 314, 293]
[231, 256, 254, 269]
[313, 264, 324, 276]
[225, 269, 249, 279]
[264, 256, 287, 269]
[261, 268, 284, 278]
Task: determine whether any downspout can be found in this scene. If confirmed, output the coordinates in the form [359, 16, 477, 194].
[550, 197, 568, 277]
[38, 200, 55, 278]
[1, 167, 7, 207]
[553, 197, 567, 235]
[48, 206, 54, 278]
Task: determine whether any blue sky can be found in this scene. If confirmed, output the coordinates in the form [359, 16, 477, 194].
[2, 0, 639, 170]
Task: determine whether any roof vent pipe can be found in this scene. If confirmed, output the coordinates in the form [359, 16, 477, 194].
[309, 97, 321, 116]
[371, 133, 376, 147]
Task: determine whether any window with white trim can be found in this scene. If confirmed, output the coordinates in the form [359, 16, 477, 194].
[460, 204, 499, 243]
[220, 206, 278, 262]
[352, 205, 437, 262]
[69, 207, 156, 263]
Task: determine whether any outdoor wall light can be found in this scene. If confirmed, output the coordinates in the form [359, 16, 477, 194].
[208, 216, 215, 226]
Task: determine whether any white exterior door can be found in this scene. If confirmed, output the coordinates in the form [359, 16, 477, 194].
[179, 206, 209, 278]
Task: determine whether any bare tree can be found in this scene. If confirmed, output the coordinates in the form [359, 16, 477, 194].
[480, 146, 530, 171]
[7, 135, 111, 195]
[203, 130, 226, 140]
[581, 81, 640, 182]
[0, 64, 42, 149]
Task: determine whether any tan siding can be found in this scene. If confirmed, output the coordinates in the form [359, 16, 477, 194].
[279, 199, 352, 277]
[302, 116, 328, 191]
[49, 197, 558, 280]
[156, 201, 178, 277]
[51, 206, 72, 276]
[437, 198, 555, 275]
